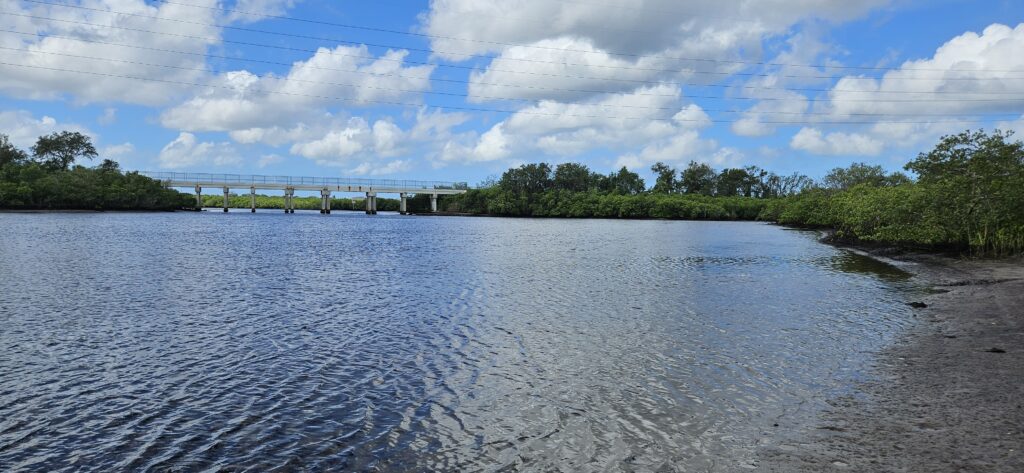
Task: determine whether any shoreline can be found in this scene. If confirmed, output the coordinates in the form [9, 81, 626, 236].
[758, 249, 1024, 471]
[0, 208, 190, 213]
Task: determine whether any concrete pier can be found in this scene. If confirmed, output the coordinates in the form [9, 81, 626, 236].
[320, 189, 332, 214]
[250, 187, 256, 213]
[284, 188, 294, 213]
[365, 192, 377, 215]
[430, 194, 438, 213]
[194, 184, 202, 209]
[400, 192, 407, 215]
[223, 187, 230, 212]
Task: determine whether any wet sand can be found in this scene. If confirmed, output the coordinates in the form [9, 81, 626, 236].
[758, 253, 1024, 472]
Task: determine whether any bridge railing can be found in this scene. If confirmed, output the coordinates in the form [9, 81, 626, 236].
[139, 172, 470, 190]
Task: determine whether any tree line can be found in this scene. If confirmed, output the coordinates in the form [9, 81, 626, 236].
[437, 130, 1023, 255]
[4, 128, 1021, 254]
[1, 132, 191, 210]
[760, 130, 1024, 255]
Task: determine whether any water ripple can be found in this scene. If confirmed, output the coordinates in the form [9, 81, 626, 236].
[0, 214, 916, 471]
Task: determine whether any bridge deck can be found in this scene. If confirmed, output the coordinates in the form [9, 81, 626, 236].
[141, 172, 469, 195]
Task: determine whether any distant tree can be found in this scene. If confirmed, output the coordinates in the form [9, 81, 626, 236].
[32, 131, 97, 171]
[553, 162, 594, 192]
[822, 162, 907, 190]
[477, 174, 499, 188]
[716, 167, 757, 197]
[97, 159, 121, 173]
[0, 134, 28, 168]
[780, 172, 816, 196]
[650, 162, 679, 193]
[499, 163, 553, 194]
[679, 161, 717, 195]
[608, 166, 645, 195]
[743, 165, 769, 197]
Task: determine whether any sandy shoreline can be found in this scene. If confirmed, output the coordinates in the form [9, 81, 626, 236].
[758, 252, 1024, 472]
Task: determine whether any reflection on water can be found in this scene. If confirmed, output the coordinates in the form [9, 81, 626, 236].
[829, 251, 913, 282]
[0, 213, 914, 471]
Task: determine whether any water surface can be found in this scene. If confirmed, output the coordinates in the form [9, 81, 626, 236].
[0, 211, 915, 471]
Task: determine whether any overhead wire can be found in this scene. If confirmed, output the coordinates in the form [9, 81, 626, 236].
[17, 0, 1024, 77]
[5, 46, 1024, 118]
[4, 15, 1024, 100]
[0, 60, 1017, 126]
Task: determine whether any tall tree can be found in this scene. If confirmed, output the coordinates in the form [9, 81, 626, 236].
[0, 134, 28, 168]
[650, 162, 678, 193]
[553, 162, 595, 192]
[32, 131, 97, 171]
[716, 168, 754, 197]
[606, 166, 645, 195]
[679, 161, 717, 195]
[822, 162, 902, 190]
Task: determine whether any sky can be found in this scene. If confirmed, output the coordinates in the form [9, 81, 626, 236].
[1, 0, 1023, 186]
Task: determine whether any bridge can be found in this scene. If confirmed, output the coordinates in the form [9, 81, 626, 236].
[141, 172, 470, 214]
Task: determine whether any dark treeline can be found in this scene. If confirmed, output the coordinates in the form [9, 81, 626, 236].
[440, 130, 1024, 255]
[0, 132, 191, 210]
[5, 128, 1021, 254]
[761, 130, 1024, 255]
[442, 161, 813, 220]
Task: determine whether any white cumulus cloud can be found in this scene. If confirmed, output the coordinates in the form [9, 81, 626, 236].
[790, 127, 883, 156]
[158, 132, 240, 169]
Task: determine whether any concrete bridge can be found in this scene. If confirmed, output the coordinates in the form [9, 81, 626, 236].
[141, 172, 469, 214]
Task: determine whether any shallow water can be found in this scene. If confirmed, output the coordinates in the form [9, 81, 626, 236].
[0, 211, 915, 471]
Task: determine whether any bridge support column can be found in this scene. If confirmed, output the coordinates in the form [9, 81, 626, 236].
[194, 185, 202, 209]
[284, 188, 294, 213]
[400, 193, 407, 215]
[365, 192, 377, 215]
[430, 193, 438, 213]
[222, 187, 230, 212]
[250, 187, 256, 213]
[320, 189, 332, 214]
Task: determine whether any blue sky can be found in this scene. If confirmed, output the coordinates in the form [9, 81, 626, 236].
[1, 0, 1022, 186]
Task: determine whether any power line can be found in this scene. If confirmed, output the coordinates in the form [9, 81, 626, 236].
[5, 15, 1024, 101]
[13, 28, 1024, 107]
[149, 0, 1024, 74]
[0, 60, 1016, 125]
[6, 46, 1024, 117]
[19, 0, 1024, 77]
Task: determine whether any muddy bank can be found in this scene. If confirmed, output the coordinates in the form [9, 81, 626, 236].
[757, 254, 1024, 472]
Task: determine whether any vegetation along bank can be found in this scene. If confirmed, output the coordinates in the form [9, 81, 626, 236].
[3, 129, 1022, 255]
[437, 130, 1024, 256]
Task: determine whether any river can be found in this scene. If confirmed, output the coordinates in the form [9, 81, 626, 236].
[0, 210, 917, 471]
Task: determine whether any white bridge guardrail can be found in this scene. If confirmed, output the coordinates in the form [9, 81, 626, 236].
[140, 171, 470, 192]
